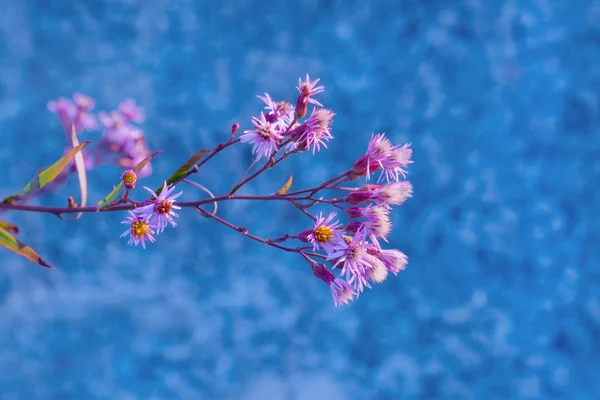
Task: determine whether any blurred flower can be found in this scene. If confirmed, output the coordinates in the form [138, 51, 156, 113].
[118, 99, 145, 123]
[48, 93, 98, 133]
[240, 112, 283, 161]
[137, 182, 183, 233]
[311, 263, 356, 306]
[120, 211, 156, 249]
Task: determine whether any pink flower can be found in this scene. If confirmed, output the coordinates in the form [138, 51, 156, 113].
[48, 94, 98, 132]
[345, 182, 413, 206]
[368, 246, 408, 274]
[240, 112, 283, 161]
[311, 263, 356, 306]
[120, 211, 157, 249]
[119, 99, 145, 123]
[327, 230, 386, 292]
[345, 205, 392, 243]
[295, 74, 325, 119]
[73, 93, 96, 111]
[289, 108, 335, 153]
[136, 182, 183, 233]
[305, 212, 344, 253]
[352, 134, 413, 182]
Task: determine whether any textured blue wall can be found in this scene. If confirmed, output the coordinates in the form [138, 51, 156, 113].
[0, 0, 599, 399]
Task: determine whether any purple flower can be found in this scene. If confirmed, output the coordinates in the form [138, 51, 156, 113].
[327, 230, 386, 292]
[120, 211, 156, 249]
[352, 134, 413, 182]
[73, 93, 96, 110]
[311, 263, 356, 306]
[368, 246, 408, 275]
[295, 74, 325, 119]
[345, 182, 413, 206]
[305, 212, 344, 253]
[119, 99, 145, 123]
[345, 205, 392, 243]
[136, 182, 183, 233]
[240, 112, 283, 161]
[48, 93, 98, 132]
[289, 108, 335, 154]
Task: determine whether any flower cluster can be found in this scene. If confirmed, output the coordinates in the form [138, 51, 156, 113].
[120, 181, 183, 247]
[2, 75, 413, 309]
[48, 95, 153, 176]
[240, 75, 333, 160]
[237, 76, 413, 306]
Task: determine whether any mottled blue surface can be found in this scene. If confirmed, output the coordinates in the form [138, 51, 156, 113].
[0, 0, 599, 399]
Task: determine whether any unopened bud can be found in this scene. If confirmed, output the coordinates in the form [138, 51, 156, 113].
[231, 122, 240, 136]
[121, 169, 137, 190]
[345, 191, 372, 205]
[67, 196, 78, 208]
[345, 221, 362, 234]
[311, 263, 335, 285]
[294, 96, 308, 119]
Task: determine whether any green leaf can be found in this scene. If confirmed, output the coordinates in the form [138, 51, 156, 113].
[276, 173, 293, 195]
[134, 150, 162, 175]
[3, 141, 90, 204]
[155, 149, 208, 196]
[63, 125, 88, 220]
[97, 150, 162, 209]
[0, 220, 19, 234]
[96, 182, 124, 209]
[0, 227, 54, 268]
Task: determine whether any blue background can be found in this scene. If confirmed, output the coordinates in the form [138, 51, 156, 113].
[0, 0, 599, 399]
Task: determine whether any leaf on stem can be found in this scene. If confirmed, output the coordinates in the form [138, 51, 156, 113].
[276, 173, 293, 195]
[155, 149, 208, 196]
[0, 220, 19, 234]
[64, 125, 88, 220]
[2, 141, 90, 204]
[0, 227, 54, 268]
[97, 150, 163, 209]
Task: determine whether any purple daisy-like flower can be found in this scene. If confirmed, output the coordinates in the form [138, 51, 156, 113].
[240, 112, 283, 161]
[345, 182, 413, 207]
[289, 108, 335, 154]
[327, 229, 385, 293]
[311, 263, 356, 306]
[305, 212, 344, 253]
[296, 74, 325, 107]
[295, 75, 325, 119]
[136, 182, 183, 233]
[368, 246, 408, 275]
[120, 211, 157, 249]
[345, 205, 392, 243]
[352, 133, 413, 182]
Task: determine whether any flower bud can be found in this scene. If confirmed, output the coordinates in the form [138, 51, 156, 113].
[121, 169, 137, 190]
[345, 221, 362, 234]
[345, 191, 372, 205]
[311, 263, 335, 285]
[294, 96, 308, 120]
[231, 122, 240, 136]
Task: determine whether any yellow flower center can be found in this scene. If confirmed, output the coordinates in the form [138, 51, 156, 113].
[314, 225, 334, 243]
[122, 171, 136, 187]
[131, 220, 150, 238]
[155, 200, 172, 215]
